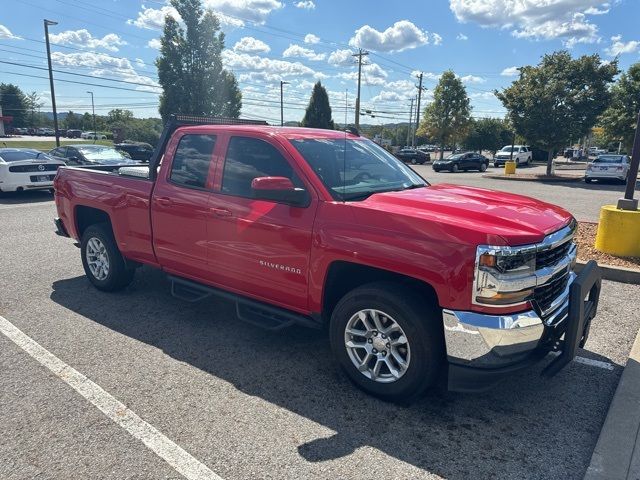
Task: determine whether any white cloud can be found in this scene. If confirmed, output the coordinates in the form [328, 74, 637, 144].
[223, 50, 327, 83]
[337, 62, 388, 86]
[456, 33, 468, 40]
[500, 66, 519, 76]
[327, 48, 354, 66]
[433, 33, 443, 45]
[147, 38, 161, 49]
[203, 0, 283, 24]
[470, 91, 496, 100]
[282, 43, 325, 61]
[51, 52, 159, 92]
[460, 74, 486, 84]
[234, 36, 271, 53]
[49, 29, 126, 52]
[349, 20, 437, 52]
[450, 0, 608, 47]
[129, 0, 282, 30]
[304, 33, 320, 44]
[0, 24, 21, 40]
[294, 0, 315, 9]
[605, 34, 640, 56]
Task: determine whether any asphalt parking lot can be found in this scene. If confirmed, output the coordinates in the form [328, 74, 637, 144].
[1, 191, 640, 480]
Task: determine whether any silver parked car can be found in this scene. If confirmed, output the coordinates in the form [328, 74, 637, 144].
[585, 154, 630, 184]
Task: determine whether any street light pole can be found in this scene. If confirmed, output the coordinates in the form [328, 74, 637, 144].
[617, 110, 640, 211]
[87, 91, 96, 143]
[280, 81, 289, 127]
[44, 19, 60, 147]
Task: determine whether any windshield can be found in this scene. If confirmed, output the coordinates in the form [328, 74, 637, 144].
[500, 146, 517, 152]
[0, 150, 52, 162]
[290, 138, 427, 201]
[594, 155, 624, 164]
[78, 147, 136, 165]
[444, 154, 464, 160]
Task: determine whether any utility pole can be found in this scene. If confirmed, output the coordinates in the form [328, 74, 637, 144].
[413, 72, 424, 148]
[352, 48, 369, 130]
[617, 110, 640, 211]
[44, 19, 60, 147]
[280, 80, 289, 127]
[406, 97, 414, 147]
[87, 91, 96, 144]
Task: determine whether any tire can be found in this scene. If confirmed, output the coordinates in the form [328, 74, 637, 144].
[452, 164, 459, 173]
[480, 163, 487, 172]
[585, 178, 592, 184]
[494, 162, 499, 168]
[411, 158, 417, 165]
[81, 223, 135, 292]
[329, 282, 444, 402]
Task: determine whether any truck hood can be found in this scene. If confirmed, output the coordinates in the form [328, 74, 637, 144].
[351, 184, 573, 246]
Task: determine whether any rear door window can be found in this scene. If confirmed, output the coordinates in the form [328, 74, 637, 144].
[169, 134, 217, 189]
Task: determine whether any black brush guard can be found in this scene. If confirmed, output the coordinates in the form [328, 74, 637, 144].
[542, 260, 602, 377]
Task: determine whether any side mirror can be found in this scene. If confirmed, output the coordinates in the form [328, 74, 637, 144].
[251, 176, 308, 206]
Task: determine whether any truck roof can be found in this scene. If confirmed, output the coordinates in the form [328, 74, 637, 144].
[174, 124, 362, 140]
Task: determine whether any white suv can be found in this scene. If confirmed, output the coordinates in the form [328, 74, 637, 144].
[493, 145, 532, 167]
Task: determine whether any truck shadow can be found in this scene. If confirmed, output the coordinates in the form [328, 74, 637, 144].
[50, 268, 620, 479]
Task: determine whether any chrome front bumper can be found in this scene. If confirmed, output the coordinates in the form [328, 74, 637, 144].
[443, 272, 575, 368]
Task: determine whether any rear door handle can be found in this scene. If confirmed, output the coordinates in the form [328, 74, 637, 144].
[156, 197, 173, 206]
[211, 207, 232, 217]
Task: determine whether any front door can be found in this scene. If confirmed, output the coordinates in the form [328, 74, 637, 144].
[206, 135, 317, 312]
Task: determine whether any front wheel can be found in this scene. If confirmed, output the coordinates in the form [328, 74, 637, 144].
[451, 164, 459, 173]
[81, 223, 135, 291]
[410, 158, 417, 165]
[329, 282, 444, 402]
[480, 163, 487, 172]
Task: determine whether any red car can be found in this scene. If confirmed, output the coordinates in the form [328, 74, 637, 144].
[53, 115, 600, 401]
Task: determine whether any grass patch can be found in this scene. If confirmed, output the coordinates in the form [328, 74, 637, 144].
[1, 139, 113, 151]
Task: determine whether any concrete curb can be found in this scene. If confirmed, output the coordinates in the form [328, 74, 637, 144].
[481, 174, 583, 182]
[584, 328, 640, 480]
[575, 260, 640, 285]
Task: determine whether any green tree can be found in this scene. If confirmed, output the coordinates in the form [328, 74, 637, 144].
[463, 117, 510, 154]
[416, 71, 471, 159]
[496, 51, 618, 175]
[0, 83, 28, 127]
[301, 81, 335, 129]
[64, 111, 82, 129]
[156, 0, 242, 121]
[600, 62, 640, 154]
[25, 91, 42, 127]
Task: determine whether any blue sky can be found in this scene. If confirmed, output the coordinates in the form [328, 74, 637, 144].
[1, 0, 639, 125]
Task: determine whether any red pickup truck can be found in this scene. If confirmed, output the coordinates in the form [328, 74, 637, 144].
[54, 115, 601, 401]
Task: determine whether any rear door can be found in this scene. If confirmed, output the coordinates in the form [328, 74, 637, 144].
[206, 134, 317, 312]
[151, 132, 219, 280]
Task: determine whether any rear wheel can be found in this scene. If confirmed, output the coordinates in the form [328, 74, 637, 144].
[329, 282, 444, 402]
[452, 164, 459, 173]
[480, 163, 487, 172]
[81, 223, 135, 291]
[494, 162, 499, 168]
[410, 158, 418, 165]
[585, 178, 593, 184]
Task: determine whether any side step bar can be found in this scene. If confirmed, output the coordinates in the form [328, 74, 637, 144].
[168, 275, 320, 331]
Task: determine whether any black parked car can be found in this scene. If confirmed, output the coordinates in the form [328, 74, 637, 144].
[395, 148, 430, 164]
[114, 142, 154, 162]
[432, 152, 489, 172]
[48, 145, 138, 166]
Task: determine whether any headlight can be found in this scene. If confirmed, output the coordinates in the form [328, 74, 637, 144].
[474, 245, 537, 306]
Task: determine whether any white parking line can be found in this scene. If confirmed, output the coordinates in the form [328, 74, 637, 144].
[575, 356, 616, 371]
[0, 315, 222, 480]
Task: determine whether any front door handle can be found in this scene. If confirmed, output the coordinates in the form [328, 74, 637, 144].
[156, 197, 172, 206]
[211, 207, 232, 217]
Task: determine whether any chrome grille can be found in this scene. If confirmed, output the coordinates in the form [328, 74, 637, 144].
[534, 272, 570, 314]
[536, 241, 572, 269]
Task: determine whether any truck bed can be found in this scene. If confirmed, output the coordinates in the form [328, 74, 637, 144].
[54, 165, 158, 266]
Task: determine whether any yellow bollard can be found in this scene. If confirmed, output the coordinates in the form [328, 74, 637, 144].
[594, 205, 640, 257]
[504, 161, 517, 175]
